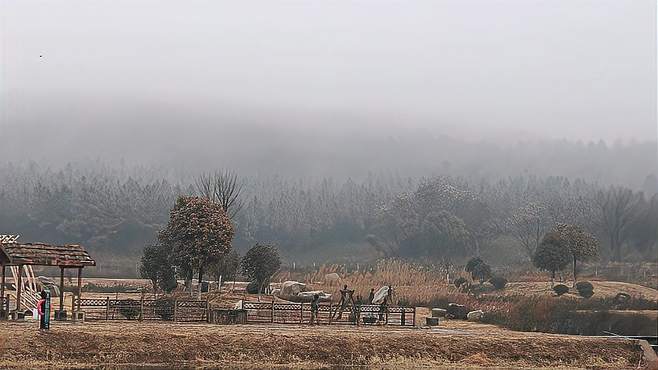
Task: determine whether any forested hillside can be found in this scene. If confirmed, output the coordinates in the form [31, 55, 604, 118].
[1, 155, 656, 270]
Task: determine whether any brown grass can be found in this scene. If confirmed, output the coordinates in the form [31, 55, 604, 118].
[302, 260, 454, 305]
[0, 321, 645, 369]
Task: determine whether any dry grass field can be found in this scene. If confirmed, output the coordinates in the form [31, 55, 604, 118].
[0, 320, 648, 369]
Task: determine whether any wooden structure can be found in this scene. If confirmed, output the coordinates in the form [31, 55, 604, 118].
[0, 241, 95, 318]
[240, 301, 416, 326]
[74, 297, 209, 322]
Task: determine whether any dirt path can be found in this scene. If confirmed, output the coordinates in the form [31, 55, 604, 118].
[0, 320, 648, 369]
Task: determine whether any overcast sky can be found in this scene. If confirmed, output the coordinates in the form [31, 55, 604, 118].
[1, 0, 656, 150]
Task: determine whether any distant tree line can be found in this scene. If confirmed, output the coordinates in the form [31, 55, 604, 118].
[0, 162, 656, 265]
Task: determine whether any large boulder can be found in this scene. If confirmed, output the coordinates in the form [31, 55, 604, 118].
[446, 303, 469, 320]
[371, 286, 390, 305]
[279, 281, 307, 297]
[467, 310, 484, 322]
[297, 291, 332, 302]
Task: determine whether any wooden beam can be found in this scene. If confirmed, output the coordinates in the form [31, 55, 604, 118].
[76, 267, 82, 311]
[16, 265, 22, 312]
[59, 267, 65, 313]
[1, 263, 5, 311]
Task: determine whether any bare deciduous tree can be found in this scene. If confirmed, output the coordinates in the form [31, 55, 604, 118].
[195, 170, 244, 219]
[596, 187, 640, 262]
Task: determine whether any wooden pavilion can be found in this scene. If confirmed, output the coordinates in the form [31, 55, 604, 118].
[0, 242, 95, 319]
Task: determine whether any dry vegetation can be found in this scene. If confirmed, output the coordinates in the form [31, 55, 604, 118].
[0, 321, 647, 369]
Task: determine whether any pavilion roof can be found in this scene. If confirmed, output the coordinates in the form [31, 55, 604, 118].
[0, 242, 95, 268]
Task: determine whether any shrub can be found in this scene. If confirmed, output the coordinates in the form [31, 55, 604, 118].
[575, 281, 594, 298]
[488, 276, 507, 290]
[154, 297, 175, 320]
[246, 280, 266, 294]
[613, 292, 631, 305]
[553, 284, 569, 296]
[465, 257, 492, 283]
[241, 244, 281, 297]
[117, 299, 140, 320]
[454, 277, 467, 288]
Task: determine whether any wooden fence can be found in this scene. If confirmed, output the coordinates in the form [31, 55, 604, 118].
[72, 297, 416, 326]
[240, 301, 416, 326]
[74, 297, 208, 322]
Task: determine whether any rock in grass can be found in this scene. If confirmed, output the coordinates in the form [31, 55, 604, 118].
[432, 308, 447, 318]
[446, 303, 469, 320]
[467, 310, 484, 322]
[426, 317, 440, 326]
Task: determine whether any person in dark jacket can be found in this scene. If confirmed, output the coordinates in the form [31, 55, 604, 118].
[36, 290, 48, 330]
[309, 294, 320, 325]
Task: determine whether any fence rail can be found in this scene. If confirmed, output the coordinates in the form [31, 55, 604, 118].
[74, 297, 208, 322]
[72, 297, 415, 326]
[240, 301, 415, 326]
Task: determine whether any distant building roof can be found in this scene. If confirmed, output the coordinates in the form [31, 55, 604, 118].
[0, 242, 95, 267]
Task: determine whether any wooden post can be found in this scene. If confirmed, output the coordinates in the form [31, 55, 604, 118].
[400, 308, 405, 326]
[71, 294, 75, 317]
[105, 297, 110, 320]
[412, 307, 416, 327]
[76, 267, 82, 312]
[59, 267, 65, 313]
[205, 300, 209, 323]
[173, 299, 178, 322]
[1, 263, 5, 311]
[328, 303, 333, 325]
[270, 299, 275, 323]
[139, 294, 144, 321]
[16, 265, 22, 312]
[299, 303, 303, 323]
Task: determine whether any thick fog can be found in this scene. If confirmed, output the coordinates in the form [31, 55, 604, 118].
[1, 0, 656, 182]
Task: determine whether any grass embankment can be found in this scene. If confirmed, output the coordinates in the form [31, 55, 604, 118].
[0, 321, 646, 369]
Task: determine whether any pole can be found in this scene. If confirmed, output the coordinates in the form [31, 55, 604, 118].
[16, 265, 22, 312]
[173, 299, 178, 322]
[271, 299, 275, 323]
[59, 267, 65, 313]
[76, 267, 82, 312]
[1, 263, 5, 313]
[105, 297, 110, 320]
[139, 294, 144, 321]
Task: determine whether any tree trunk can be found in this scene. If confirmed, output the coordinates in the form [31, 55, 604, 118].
[258, 280, 265, 301]
[572, 256, 577, 287]
[186, 270, 193, 296]
[550, 270, 555, 287]
[198, 267, 204, 299]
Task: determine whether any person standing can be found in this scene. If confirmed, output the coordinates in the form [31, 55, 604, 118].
[309, 294, 320, 325]
[36, 290, 49, 330]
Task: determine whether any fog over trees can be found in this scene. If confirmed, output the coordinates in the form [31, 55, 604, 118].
[1, 0, 656, 269]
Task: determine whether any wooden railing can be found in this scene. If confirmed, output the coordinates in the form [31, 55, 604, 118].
[240, 301, 415, 326]
[74, 297, 209, 322]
